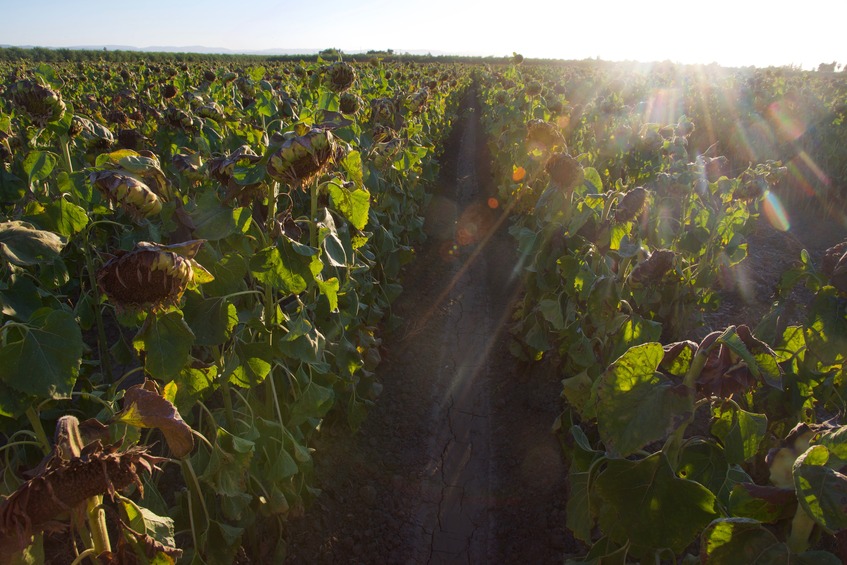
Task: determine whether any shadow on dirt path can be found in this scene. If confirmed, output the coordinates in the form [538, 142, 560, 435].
[283, 87, 572, 564]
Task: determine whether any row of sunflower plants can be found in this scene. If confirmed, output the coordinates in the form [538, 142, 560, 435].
[478, 59, 847, 561]
[0, 58, 470, 563]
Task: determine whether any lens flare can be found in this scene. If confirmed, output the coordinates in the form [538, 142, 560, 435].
[762, 190, 790, 232]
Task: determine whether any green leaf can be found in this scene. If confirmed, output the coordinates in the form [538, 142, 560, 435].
[607, 315, 662, 362]
[567, 426, 606, 543]
[594, 343, 693, 457]
[593, 452, 717, 555]
[677, 440, 729, 496]
[25, 198, 89, 238]
[805, 288, 847, 366]
[133, 311, 195, 380]
[0, 308, 82, 399]
[230, 341, 273, 387]
[701, 518, 791, 564]
[327, 180, 370, 230]
[583, 166, 602, 192]
[183, 294, 238, 346]
[316, 276, 339, 311]
[0, 221, 65, 266]
[341, 150, 364, 189]
[23, 151, 57, 185]
[711, 404, 768, 465]
[190, 191, 251, 241]
[249, 239, 313, 295]
[288, 379, 335, 427]
[794, 445, 847, 533]
[0, 275, 43, 321]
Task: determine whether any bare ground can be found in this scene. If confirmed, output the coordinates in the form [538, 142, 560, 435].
[283, 90, 572, 563]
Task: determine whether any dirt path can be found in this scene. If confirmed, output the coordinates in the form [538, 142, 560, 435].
[283, 90, 571, 563]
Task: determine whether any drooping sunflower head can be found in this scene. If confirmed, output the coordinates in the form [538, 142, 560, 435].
[10, 79, 66, 126]
[339, 92, 362, 115]
[266, 128, 337, 186]
[544, 151, 583, 191]
[325, 62, 356, 93]
[90, 170, 162, 221]
[527, 119, 566, 152]
[97, 241, 206, 311]
[615, 187, 649, 223]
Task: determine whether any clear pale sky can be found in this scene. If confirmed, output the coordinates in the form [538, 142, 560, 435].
[2, 0, 845, 69]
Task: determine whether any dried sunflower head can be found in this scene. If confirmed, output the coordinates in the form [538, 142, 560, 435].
[325, 61, 356, 93]
[97, 240, 207, 311]
[10, 78, 66, 126]
[630, 249, 675, 285]
[90, 170, 162, 221]
[527, 119, 565, 152]
[370, 98, 396, 127]
[339, 92, 362, 115]
[266, 128, 337, 186]
[615, 187, 649, 223]
[544, 151, 583, 191]
[406, 88, 429, 114]
[822, 241, 847, 294]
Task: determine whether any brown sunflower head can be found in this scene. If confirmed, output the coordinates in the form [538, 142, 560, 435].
[370, 98, 396, 127]
[90, 170, 162, 221]
[544, 151, 583, 191]
[266, 128, 337, 186]
[325, 62, 356, 93]
[527, 119, 566, 152]
[10, 78, 66, 126]
[339, 92, 362, 115]
[97, 241, 204, 311]
[630, 249, 675, 285]
[615, 187, 649, 223]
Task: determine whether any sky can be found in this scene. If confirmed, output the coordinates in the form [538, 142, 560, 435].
[2, 0, 845, 69]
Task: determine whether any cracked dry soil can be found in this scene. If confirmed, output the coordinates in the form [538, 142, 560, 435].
[283, 90, 572, 563]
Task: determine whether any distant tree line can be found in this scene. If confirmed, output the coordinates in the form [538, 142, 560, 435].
[0, 46, 517, 66]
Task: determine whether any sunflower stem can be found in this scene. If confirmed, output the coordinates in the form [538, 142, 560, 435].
[86, 496, 111, 555]
[25, 406, 51, 456]
[82, 235, 113, 382]
[310, 178, 320, 248]
[60, 135, 73, 174]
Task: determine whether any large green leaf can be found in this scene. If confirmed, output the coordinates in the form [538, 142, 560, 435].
[24, 198, 89, 238]
[288, 379, 335, 427]
[676, 439, 728, 496]
[249, 238, 313, 295]
[0, 221, 65, 266]
[594, 343, 693, 457]
[189, 191, 251, 241]
[701, 518, 790, 564]
[327, 180, 370, 231]
[133, 311, 195, 380]
[229, 341, 273, 387]
[183, 294, 238, 346]
[805, 288, 847, 366]
[23, 151, 58, 186]
[567, 426, 606, 543]
[0, 308, 82, 399]
[594, 452, 717, 556]
[794, 445, 847, 533]
[711, 404, 768, 465]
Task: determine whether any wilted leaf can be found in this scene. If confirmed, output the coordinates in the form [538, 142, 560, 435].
[0, 221, 65, 266]
[114, 381, 194, 458]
